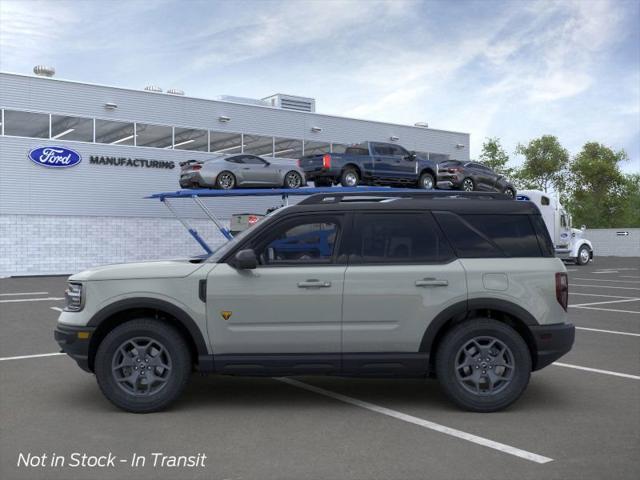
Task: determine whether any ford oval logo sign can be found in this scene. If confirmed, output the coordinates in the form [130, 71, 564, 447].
[28, 146, 82, 168]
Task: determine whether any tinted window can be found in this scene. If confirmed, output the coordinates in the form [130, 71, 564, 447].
[530, 215, 555, 257]
[255, 217, 340, 265]
[433, 212, 503, 258]
[226, 156, 244, 164]
[388, 145, 409, 157]
[345, 147, 369, 155]
[373, 144, 394, 155]
[541, 196, 550, 206]
[242, 155, 267, 165]
[462, 215, 542, 257]
[351, 213, 454, 264]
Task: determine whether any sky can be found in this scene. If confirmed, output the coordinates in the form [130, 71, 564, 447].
[1, 0, 638, 172]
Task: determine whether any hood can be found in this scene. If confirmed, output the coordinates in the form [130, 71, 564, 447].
[572, 228, 585, 239]
[69, 259, 204, 281]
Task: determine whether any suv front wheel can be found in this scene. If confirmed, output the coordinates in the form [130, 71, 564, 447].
[435, 319, 531, 412]
[95, 318, 192, 413]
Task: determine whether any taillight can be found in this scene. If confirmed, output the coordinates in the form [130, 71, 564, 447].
[192, 165, 202, 171]
[555, 272, 568, 311]
[322, 154, 331, 169]
[297, 159, 301, 167]
[448, 167, 460, 173]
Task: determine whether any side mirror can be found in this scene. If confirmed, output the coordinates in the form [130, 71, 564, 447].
[406, 151, 416, 161]
[231, 249, 258, 269]
[581, 225, 586, 231]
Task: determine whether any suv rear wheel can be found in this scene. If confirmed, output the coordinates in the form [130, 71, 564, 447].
[95, 318, 191, 413]
[461, 177, 475, 191]
[435, 319, 531, 412]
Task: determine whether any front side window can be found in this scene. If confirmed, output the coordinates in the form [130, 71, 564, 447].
[254, 217, 340, 265]
[350, 213, 454, 264]
[388, 145, 409, 157]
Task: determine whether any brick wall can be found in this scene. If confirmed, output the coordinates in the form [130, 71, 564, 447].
[0, 215, 229, 277]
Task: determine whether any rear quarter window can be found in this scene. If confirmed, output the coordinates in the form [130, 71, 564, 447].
[434, 212, 544, 258]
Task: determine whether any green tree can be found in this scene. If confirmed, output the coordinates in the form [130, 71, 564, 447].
[618, 174, 640, 227]
[515, 135, 570, 193]
[479, 137, 514, 177]
[567, 142, 630, 228]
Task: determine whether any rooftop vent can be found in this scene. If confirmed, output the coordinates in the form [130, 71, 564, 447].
[262, 94, 316, 113]
[33, 65, 55, 77]
[144, 85, 163, 93]
[414, 122, 429, 128]
[167, 88, 185, 96]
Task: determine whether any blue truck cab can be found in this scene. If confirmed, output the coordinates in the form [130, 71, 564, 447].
[298, 141, 438, 189]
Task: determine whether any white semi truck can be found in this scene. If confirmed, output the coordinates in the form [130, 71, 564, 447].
[517, 190, 594, 265]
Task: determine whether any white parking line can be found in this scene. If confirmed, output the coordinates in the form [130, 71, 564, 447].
[570, 284, 640, 291]
[0, 297, 64, 303]
[277, 377, 553, 464]
[573, 278, 640, 284]
[0, 291, 49, 296]
[570, 292, 638, 299]
[0, 352, 65, 362]
[620, 276, 640, 279]
[571, 305, 640, 314]
[570, 298, 640, 307]
[593, 270, 619, 274]
[50, 307, 63, 312]
[553, 362, 640, 380]
[575, 327, 640, 337]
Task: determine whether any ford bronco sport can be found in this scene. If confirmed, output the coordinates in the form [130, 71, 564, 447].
[55, 191, 575, 413]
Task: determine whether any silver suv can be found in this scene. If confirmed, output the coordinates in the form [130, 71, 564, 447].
[55, 191, 575, 413]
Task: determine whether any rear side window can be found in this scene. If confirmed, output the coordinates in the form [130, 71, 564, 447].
[345, 147, 369, 155]
[434, 212, 503, 258]
[530, 214, 555, 257]
[350, 213, 454, 264]
[462, 215, 542, 257]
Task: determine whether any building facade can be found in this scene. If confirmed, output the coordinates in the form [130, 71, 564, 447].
[0, 72, 470, 276]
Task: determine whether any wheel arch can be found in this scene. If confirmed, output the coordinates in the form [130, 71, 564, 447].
[86, 298, 209, 372]
[419, 167, 436, 178]
[342, 163, 362, 177]
[421, 299, 539, 374]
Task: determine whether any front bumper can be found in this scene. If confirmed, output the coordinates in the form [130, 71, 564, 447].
[530, 322, 575, 370]
[54, 324, 95, 372]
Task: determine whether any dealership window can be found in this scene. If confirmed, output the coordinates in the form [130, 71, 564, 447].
[210, 131, 243, 154]
[173, 127, 208, 151]
[135, 123, 173, 148]
[243, 134, 274, 156]
[95, 119, 135, 145]
[273, 137, 303, 159]
[3, 110, 50, 138]
[303, 140, 331, 156]
[51, 114, 94, 142]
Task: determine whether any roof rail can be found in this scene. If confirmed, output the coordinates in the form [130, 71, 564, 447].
[297, 190, 510, 205]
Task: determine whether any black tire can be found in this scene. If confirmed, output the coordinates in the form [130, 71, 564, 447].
[216, 171, 236, 190]
[314, 178, 333, 187]
[283, 171, 303, 189]
[95, 318, 192, 413]
[418, 172, 435, 190]
[340, 167, 359, 187]
[576, 245, 590, 265]
[435, 319, 531, 412]
[503, 187, 516, 198]
[461, 177, 475, 192]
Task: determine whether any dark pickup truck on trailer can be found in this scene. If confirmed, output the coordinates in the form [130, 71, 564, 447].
[299, 141, 439, 189]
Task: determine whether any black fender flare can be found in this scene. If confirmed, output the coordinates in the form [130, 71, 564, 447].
[419, 298, 539, 353]
[87, 297, 209, 357]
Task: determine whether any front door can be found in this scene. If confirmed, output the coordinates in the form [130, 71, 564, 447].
[207, 214, 347, 372]
[341, 212, 467, 374]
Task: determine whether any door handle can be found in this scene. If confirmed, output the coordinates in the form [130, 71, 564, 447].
[297, 280, 332, 288]
[415, 278, 449, 287]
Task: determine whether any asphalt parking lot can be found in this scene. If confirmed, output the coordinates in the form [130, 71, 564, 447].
[1, 257, 639, 480]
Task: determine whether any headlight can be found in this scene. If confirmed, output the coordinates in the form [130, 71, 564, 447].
[64, 283, 84, 312]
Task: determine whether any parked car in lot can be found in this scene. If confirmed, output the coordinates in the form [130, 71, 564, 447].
[437, 160, 516, 197]
[55, 190, 574, 413]
[299, 141, 438, 189]
[518, 190, 594, 265]
[179, 154, 306, 189]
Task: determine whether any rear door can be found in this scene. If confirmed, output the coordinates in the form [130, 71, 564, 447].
[341, 211, 467, 373]
[370, 143, 396, 179]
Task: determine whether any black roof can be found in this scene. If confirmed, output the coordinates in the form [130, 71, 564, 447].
[290, 191, 539, 215]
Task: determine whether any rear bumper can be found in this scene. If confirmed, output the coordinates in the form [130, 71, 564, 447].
[54, 324, 95, 372]
[530, 322, 575, 370]
[436, 174, 463, 189]
[179, 172, 207, 188]
[303, 167, 339, 180]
